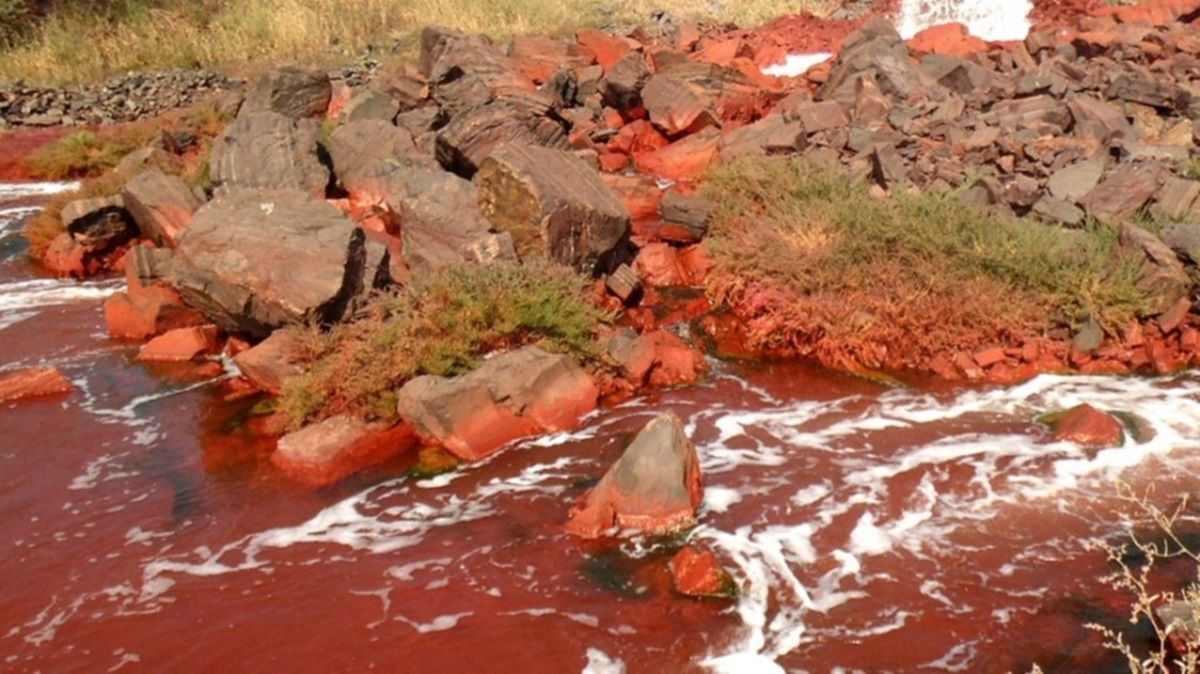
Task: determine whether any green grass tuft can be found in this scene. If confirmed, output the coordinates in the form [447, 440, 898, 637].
[278, 262, 610, 430]
[701, 157, 1151, 368]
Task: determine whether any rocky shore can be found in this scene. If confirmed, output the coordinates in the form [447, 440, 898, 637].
[3, 0, 1200, 555]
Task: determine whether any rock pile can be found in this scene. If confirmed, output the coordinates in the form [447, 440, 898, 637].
[0, 70, 235, 129]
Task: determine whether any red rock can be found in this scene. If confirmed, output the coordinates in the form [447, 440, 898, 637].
[233, 329, 304, 395]
[1049, 404, 1125, 449]
[1158, 296, 1192, 334]
[273, 417, 417, 488]
[0, 367, 74, 404]
[104, 290, 206, 341]
[566, 412, 703, 538]
[642, 75, 717, 136]
[607, 330, 705, 387]
[907, 23, 990, 57]
[576, 29, 635, 71]
[633, 128, 721, 182]
[42, 232, 90, 278]
[669, 546, 737, 598]
[598, 152, 628, 172]
[600, 174, 663, 220]
[137, 325, 221, 362]
[510, 35, 591, 84]
[397, 346, 598, 461]
[607, 120, 669, 155]
[600, 107, 625, 130]
[953, 352, 984, 380]
[1098, 0, 1200, 25]
[692, 38, 753, 68]
[678, 243, 712, 284]
[974, 347, 1008, 368]
[635, 242, 687, 287]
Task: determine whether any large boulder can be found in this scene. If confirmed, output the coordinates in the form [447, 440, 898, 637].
[121, 170, 204, 247]
[475, 143, 630, 271]
[435, 101, 568, 176]
[209, 111, 330, 196]
[566, 411, 703, 538]
[168, 189, 389, 338]
[325, 120, 419, 192]
[820, 18, 924, 103]
[339, 88, 401, 125]
[387, 168, 516, 273]
[273, 416, 416, 488]
[241, 66, 332, 120]
[396, 346, 598, 461]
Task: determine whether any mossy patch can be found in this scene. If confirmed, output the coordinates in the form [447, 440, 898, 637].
[701, 157, 1153, 372]
[278, 263, 611, 430]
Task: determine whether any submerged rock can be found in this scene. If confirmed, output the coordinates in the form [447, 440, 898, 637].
[0, 367, 74, 405]
[1044, 404, 1126, 449]
[669, 545, 737, 599]
[566, 411, 703, 538]
[396, 345, 598, 461]
[136, 325, 221, 362]
[273, 416, 416, 488]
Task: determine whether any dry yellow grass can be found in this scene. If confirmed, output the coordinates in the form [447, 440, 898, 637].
[0, 0, 839, 86]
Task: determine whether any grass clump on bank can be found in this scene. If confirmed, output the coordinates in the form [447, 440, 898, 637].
[0, 0, 837, 85]
[22, 102, 229, 258]
[27, 103, 230, 180]
[701, 157, 1150, 370]
[279, 263, 610, 430]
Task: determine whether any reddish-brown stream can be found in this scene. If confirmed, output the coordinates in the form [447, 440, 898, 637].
[4, 183, 1200, 673]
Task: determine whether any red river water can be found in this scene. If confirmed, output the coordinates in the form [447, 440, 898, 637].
[4, 182, 1200, 673]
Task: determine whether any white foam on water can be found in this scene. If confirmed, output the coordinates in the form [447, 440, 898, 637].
[0, 182, 79, 199]
[761, 53, 833, 78]
[895, 0, 1034, 41]
[396, 611, 471, 633]
[0, 278, 123, 330]
[695, 373, 1200, 670]
[582, 648, 628, 674]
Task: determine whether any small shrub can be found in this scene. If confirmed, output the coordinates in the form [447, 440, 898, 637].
[1088, 483, 1200, 673]
[700, 157, 1151, 370]
[278, 263, 610, 429]
[26, 102, 232, 181]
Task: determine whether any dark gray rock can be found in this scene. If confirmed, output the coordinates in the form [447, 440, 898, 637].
[168, 189, 385, 337]
[241, 66, 331, 120]
[209, 111, 329, 195]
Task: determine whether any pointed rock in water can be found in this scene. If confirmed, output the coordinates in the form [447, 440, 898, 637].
[1044, 404, 1125, 450]
[273, 416, 417, 488]
[0, 367, 74, 405]
[566, 412, 703, 538]
[669, 545, 737, 599]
